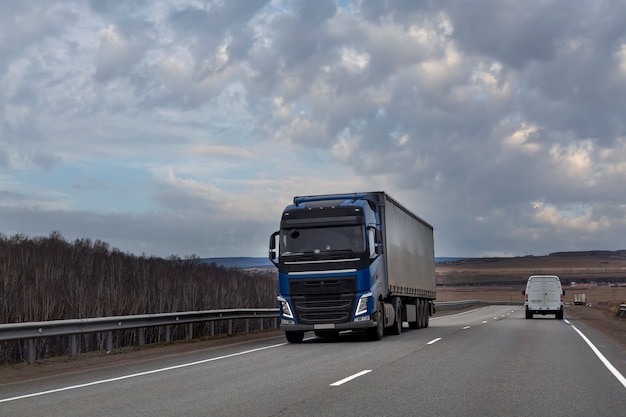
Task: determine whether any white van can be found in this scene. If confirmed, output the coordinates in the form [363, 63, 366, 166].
[523, 275, 564, 319]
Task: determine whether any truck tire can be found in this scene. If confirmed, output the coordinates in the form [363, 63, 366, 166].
[285, 331, 304, 343]
[367, 301, 384, 341]
[408, 298, 419, 329]
[389, 297, 402, 335]
[413, 299, 423, 329]
[420, 299, 427, 328]
[423, 300, 430, 328]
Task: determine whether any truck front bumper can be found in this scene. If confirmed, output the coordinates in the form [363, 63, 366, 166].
[281, 320, 376, 332]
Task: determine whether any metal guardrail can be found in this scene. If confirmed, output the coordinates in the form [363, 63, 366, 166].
[1, 301, 520, 364]
[1, 309, 280, 364]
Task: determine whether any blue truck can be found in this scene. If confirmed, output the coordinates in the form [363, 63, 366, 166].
[269, 191, 436, 343]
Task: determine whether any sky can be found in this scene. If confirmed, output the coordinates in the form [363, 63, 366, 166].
[1, 0, 626, 259]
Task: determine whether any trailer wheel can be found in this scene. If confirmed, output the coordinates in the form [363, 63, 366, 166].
[390, 297, 402, 335]
[367, 301, 384, 341]
[408, 299, 420, 329]
[423, 301, 430, 328]
[412, 299, 422, 329]
[285, 331, 304, 343]
[421, 299, 427, 329]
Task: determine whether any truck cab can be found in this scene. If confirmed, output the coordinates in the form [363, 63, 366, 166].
[269, 195, 384, 343]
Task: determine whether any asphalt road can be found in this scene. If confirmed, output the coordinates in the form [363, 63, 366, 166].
[2, 306, 625, 417]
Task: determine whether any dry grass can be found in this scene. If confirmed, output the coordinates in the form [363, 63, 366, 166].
[435, 253, 626, 285]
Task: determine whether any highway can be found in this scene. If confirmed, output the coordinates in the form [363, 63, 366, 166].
[2, 306, 625, 416]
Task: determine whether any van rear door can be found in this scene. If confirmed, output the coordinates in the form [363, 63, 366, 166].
[543, 278, 561, 307]
[528, 278, 545, 308]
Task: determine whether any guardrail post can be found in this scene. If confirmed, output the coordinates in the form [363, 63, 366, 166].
[245, 319, 250, 334]
[186, 323, 193, 340]
[228, 319, 233, 335]
[138, 328, 145, 347]
[106, 331, 113, 352]
[165, 325, 171, 342]
[210, 321, 215, 337]
[27, 339, 35, 364]
[259, 318, 264, 331]
[70, 334, 78, 359]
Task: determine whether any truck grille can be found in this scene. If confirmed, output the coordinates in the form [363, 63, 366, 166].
[289, 277, 356, 324]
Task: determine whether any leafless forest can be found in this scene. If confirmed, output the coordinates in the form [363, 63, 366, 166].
[0, 232, 278, 364]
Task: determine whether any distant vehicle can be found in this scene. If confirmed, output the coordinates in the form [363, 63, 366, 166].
[573, 293, 586, 305]
[570, 281, 576, 287]
[269, 191, 436, 343]
[522, 275, 565, 319]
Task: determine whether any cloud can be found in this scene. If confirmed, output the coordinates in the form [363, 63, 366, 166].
[1, 1, 626, 258]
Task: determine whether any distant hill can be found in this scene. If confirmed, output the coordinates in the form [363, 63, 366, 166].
[201, 256, 467, 269]
[200, 257, 274, 269]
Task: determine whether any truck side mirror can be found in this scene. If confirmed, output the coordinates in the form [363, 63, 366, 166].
[269, 231, 279, 266]
[374, 229, 383, 254]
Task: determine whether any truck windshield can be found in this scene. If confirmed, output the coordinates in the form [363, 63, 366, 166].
[280, 225, 365, 255]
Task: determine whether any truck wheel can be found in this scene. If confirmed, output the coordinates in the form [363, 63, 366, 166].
[367, 301, 384, 341]
[420, 298, 428, 329]
[423, 301, 430, 328]
[390, 297, 402, 335]
[408, 299, 420, 329]
[414, 299, 423, 329]
[285, 331, 304, 343]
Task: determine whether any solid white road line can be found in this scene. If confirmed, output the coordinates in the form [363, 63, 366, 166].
[0, 342, 287, 403]
[330, 370, 372, 386]
[564, 319, 626, 390]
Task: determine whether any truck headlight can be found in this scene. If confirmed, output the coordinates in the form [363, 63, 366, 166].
[355, 292, 372, 317]
[277, 296, 294, 319]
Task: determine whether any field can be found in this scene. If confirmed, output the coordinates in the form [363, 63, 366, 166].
[436, 284, 626, 305]
[435, 252, 626, 286]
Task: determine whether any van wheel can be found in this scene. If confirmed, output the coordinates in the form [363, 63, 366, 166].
[525, 310, 533, 319]
[556, 310, 564, 320]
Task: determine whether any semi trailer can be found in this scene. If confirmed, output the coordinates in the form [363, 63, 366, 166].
[269, 191, 436, 343]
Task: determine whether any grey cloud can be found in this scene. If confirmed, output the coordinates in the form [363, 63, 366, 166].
[2, 1, 626, 258]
